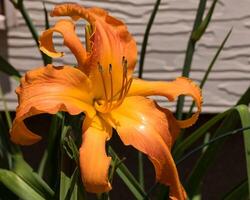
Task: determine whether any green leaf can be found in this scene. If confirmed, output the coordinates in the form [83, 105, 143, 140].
[0, 112, 20, 161]
[183, 85, 250, 198]
[0, 86, 12, 129]
[60, 171, 78, 200]
[237, 87, 250, 105]
[12, 154, 54, 199]
[174, 83, 250, 159]
[223, 179, 249, 200]
[0, 169, 45, 200]
[192, 0, 218, 41]
[173, 108, 231, 159]
[77, 176, 87, 200]
[64, 168, 79, 200]
[185, 105, 249, 198]
[63, 135, 79, 163]
[38, 113, 62, 178]
[188, 28, 232, 114]
[0, 55, 21, 81]
[0, 113, 12, 168]
[155, 184, 169, 200]
[108, 147, 147, 200]
[59, 171, 68, 200]
[185, 107, 240, 198]
[235, 105, 250, 196]
[176, 125, 250, 165]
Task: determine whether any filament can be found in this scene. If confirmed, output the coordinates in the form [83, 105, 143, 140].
[98, 62, 108, 103]
[96, 57, 132, 113]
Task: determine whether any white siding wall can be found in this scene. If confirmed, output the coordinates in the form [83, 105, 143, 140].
[1, 0, 250, 112]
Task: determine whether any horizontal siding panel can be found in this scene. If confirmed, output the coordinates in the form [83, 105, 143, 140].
[1, 0, 249, 112]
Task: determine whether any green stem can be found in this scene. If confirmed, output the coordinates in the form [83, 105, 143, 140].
[138, 0, 161, 78]
[0, 86, 12, 129]
[13, 1, 51, 65]
[138, 152, 144, 187]
[176, 0, 207, 119]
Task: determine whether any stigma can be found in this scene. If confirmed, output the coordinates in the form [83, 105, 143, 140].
[94, 57, 132, 113]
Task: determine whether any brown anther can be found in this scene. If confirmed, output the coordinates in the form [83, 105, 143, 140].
[98, 62, 103, 73]
[109, 64, 112, 72]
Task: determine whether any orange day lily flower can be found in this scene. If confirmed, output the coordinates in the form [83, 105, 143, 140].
[10, 4, 202, 200]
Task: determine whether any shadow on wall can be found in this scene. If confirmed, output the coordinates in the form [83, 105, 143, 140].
[0, 29, 11, 94]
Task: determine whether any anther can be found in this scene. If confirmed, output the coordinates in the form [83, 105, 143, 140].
[109, 64, 112, 73]
[122, 60, 128, 74]
[98, 62, 103, 73]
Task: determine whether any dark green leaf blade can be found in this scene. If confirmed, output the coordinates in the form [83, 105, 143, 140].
[223, 179, 248, 200]
[185, 107, 240, 198]
[42, 2, 50, 30]
[108, 147, 147, 200]
[138, 0, 161, 78]
[237, 87, 250, 105]
[12, 154, 54, 199]
[0, 169, 45, 200]
[0, 55, 21, 81]
[188, 28, 232, 114]
[173, 108, 231, 159]
[236, 105, 250, 196]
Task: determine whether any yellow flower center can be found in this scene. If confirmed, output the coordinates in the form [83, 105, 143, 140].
[94, 57, 132, 113]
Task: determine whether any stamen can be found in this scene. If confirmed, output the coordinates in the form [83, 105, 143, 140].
[96, 58, 132, 113]
[116, 58, 127, 102]
[109, 64, 112, 72]
[98, 62, 103, 73]
[109, 58, 131, 110]
[124, 78, 133, 96]
[121, 59, 128, 99]
[122, 56, 125, 64]
[107, 64, 114, 111]
[98, 62, 108, 103]
[112, 78, 133, 110]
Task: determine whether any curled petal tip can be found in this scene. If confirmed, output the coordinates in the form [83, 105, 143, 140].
[128, 77, 202, 128]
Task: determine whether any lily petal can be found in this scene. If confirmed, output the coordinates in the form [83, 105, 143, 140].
[102, 96, 186, 200]
[50, 4, 137, 99]
[128, 77, 202, 128]
[80, 116, 112, 193]
[39, 19, 87, 69]
[11, 64, 95, 145]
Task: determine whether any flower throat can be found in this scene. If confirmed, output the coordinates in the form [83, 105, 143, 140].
[94, 56, 132, 113]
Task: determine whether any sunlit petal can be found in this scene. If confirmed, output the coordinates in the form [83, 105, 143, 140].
[128, 77, 202, 128]
[80, 116, 112, 193]
[11, 64, 95, 145]
[102, 96, 186, 199]
[39, 19, 87, 69]
[50, 4, 137, 99]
